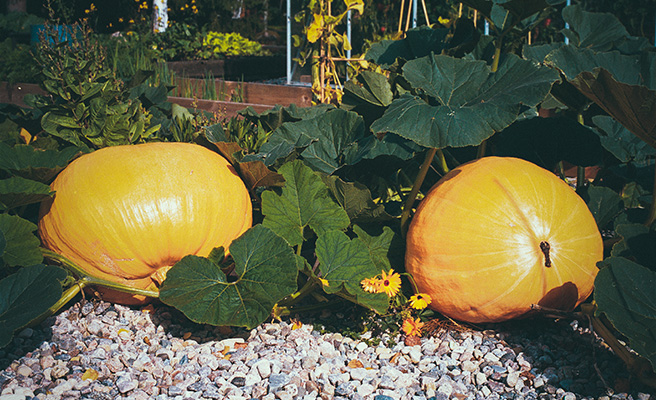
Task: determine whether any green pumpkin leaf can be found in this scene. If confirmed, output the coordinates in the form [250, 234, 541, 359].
[365, 26, 450, 67]
[570, 68, 656, 150]
[371, 54, 559, 149]
[620, 182, 649, 209]
[0, 230, 5, 261]
[0, 264, 68, 349]
[353, 225, 404, 272]
[561, 4, 630, 51]
[593, 116, 656, 163]
[545, 46, 642, 86]
[321, 175, 393, 223]
[262, 160, 350, 247]
[250, 109, 367, 174]
[491, 116, 603, 170]
[0, 214, 43, 267]
[522, 43, 563, 64]
[159, 225, 298, 329]
[315, 230, 389, 313]
[578, 185, 624, 231]
[342, 70, 394, 110]
[0, 177, 54, 211]
[610, 224, 656, 272]
[595, 257, 656, 371]
[0, 143, 88, 183]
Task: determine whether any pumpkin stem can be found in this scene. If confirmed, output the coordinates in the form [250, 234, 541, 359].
[539, 241, 552, 268]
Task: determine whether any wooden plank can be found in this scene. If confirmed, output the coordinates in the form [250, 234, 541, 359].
[0, 82, 45, 107]
[167, 56, 286, 81]
[167, 97, 275, 118]
[170, 78, 312, 108]
[1, 81, 309, 119]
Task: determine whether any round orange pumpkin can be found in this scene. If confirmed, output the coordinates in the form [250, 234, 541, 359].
[38, 142, 252, 304]
[406, 156, 603, 323]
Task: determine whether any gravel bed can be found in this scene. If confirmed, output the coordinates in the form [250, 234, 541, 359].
[0, 300, 653, 400]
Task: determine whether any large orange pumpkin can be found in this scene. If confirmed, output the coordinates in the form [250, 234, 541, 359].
[38, 142, 252, 304]
[406, 156, 603, 323]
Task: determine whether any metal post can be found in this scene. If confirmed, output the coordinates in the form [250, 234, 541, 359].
[484, 20, 489, 35]
[346, 10, 352, 81]
[412, 0, 417, 28]
[564, 0, 570, 44]
[287, 0, 292, 84]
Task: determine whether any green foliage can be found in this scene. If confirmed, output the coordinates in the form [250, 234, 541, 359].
[0, 39, 42, 85]
[262, 160, 350, 247]
[2, 3, 656, 388]
[159, 225, 299, 329]
[595, 257, 656, 372]
[0, 177, 53, 212]
[0, 265, 68, 348]
[34, 22, 160, 149]
[0, 214, 43, 268]
[200, 31, 271, 59]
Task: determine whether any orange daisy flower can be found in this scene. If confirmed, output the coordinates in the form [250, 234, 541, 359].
[402, 317, 425, 337]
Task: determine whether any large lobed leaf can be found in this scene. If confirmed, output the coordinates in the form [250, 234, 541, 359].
[610, 224, 656, 272]
[246, 109, 368, 174]
[159, 225, 298, 329]
[315, 230, 389, 313]
[371, 54, 559, 149]
[0, 214, 43, 268]
[570, 68, 656, 151]
[365, 27, 450, 67]
[0, 177, 54, 211]
[490, 116, 602, 171]
[0, 143, 88, 183]
[262, 160, 350, 247]
[0, 264, 68, 348]
[593, 116, 656, 163]
[561, 4, 632, 52]
[321, 175, 393, 223]
[595, 257, 656, 371]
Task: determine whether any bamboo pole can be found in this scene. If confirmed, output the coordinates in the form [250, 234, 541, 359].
[421, 0, 430, 26]
[398, 0, 406, 32]
[405, 0, 413, 32]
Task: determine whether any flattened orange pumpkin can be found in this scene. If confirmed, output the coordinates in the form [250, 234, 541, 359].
[405, 156, 603, 323]
[38, 142, 252, 304]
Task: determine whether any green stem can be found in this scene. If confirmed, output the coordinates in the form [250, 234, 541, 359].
[576, 166, 586, 192]
[30, 280, 85, 327]
[581, 304, 656, 388]
[274, 299, 345, 317]
[556, 161, 566, 180]
[477, 40, 502, 159]
[490, 43, 502, 73]
[42, 248, 159, 298]
[279, 278, 318, 307]
[400, 148, 438, 236]
[575, 113, 586, 192]
[646, 164, 656, 226]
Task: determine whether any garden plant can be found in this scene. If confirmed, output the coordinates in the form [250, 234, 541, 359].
[1, 0, 656, 393]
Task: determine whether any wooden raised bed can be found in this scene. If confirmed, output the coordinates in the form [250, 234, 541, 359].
[168, 78, 312, 109]
[0, 82, 44, 107]
[166, 56, 286, 81]
[1, 80, 312, 118]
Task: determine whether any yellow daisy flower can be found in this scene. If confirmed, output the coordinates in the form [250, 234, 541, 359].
[402, 317, 424, 337]
[408, 293, 432, 310]
[379, 269, 401, 297]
